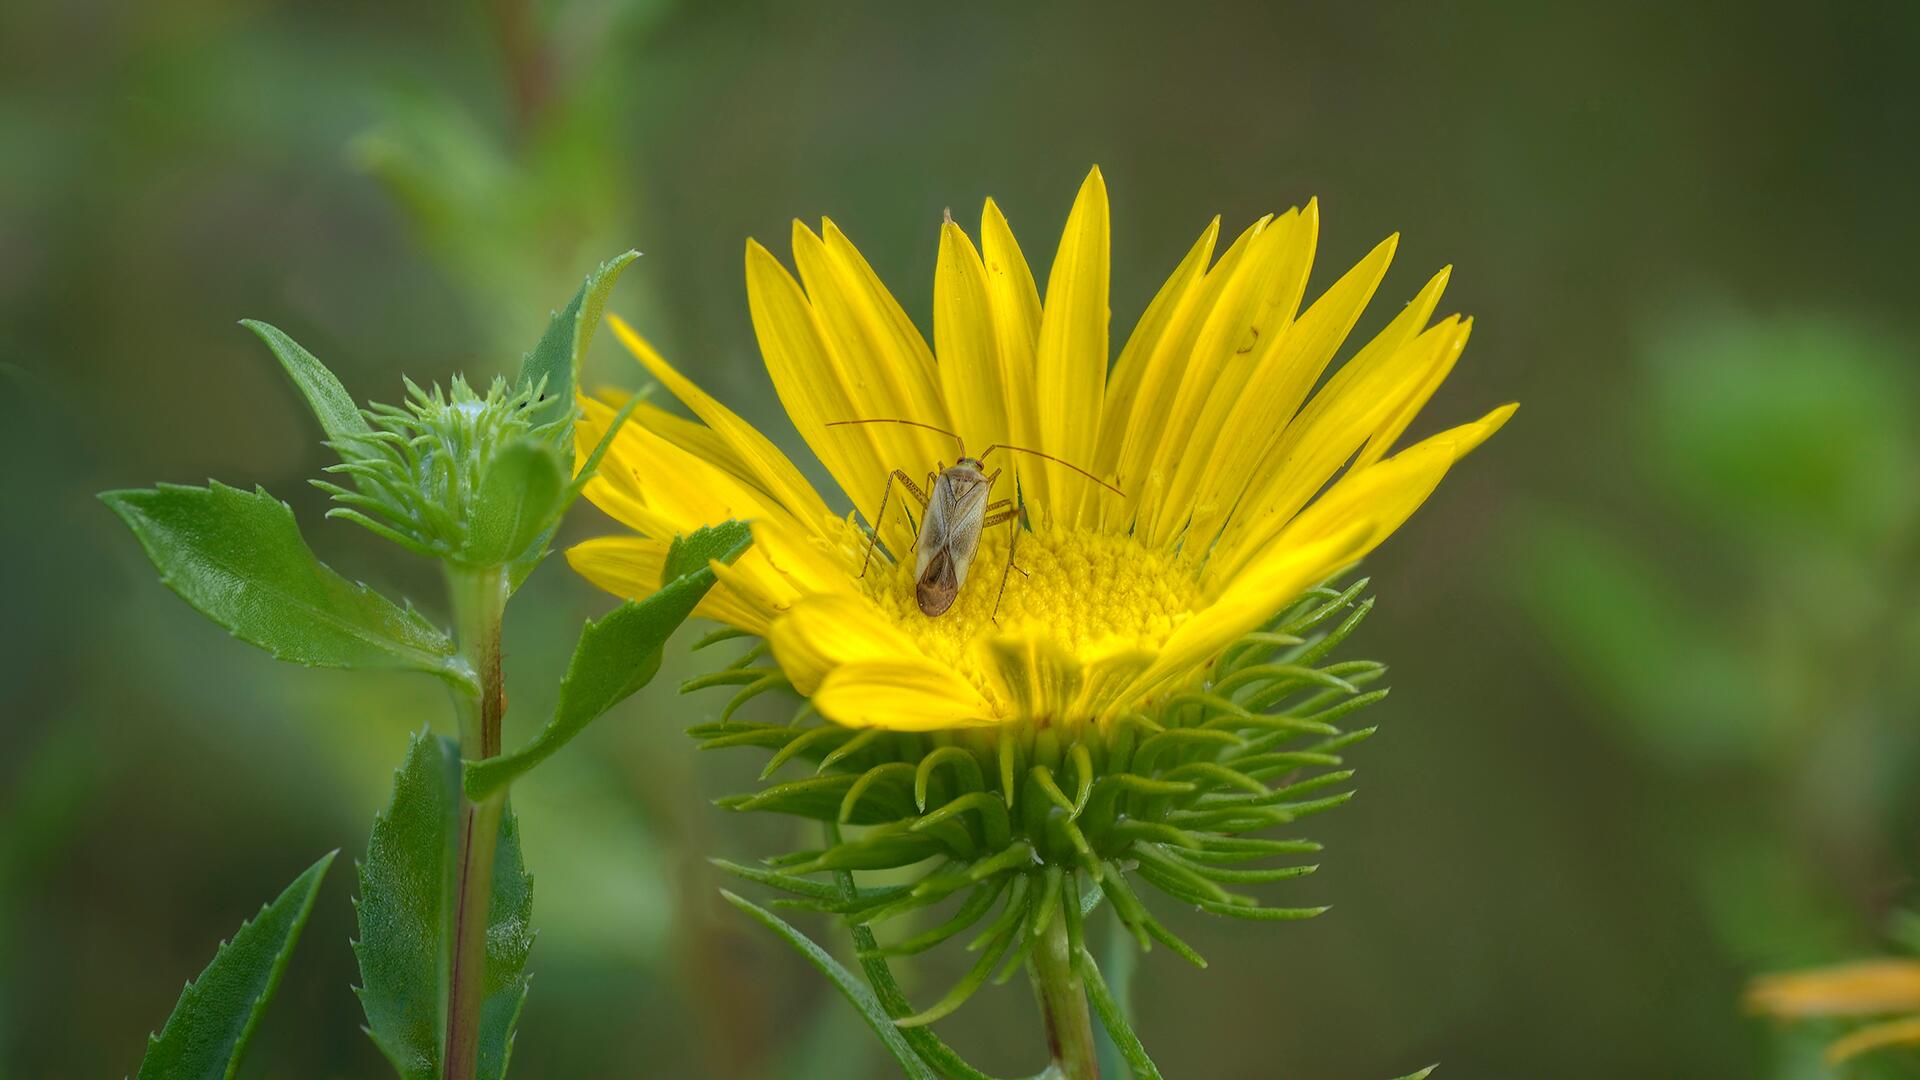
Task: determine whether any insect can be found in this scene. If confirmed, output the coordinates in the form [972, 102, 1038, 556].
[826, 418, 1124, 620]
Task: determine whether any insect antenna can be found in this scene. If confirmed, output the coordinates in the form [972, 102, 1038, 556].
[826, 417, 965, 453]
[978, 443, 1125, 497]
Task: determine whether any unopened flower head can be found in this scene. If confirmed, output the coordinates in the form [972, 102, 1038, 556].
[316, 374, 567, 565]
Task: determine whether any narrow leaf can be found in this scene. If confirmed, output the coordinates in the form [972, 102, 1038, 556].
[241, 320, 371, 447]
[466, 521, 752, 799]
[136, 851, 335, 1080]
[518, 251, 639, 429]
[101, 483, 462, 685]
[720, 890, 937, 1080]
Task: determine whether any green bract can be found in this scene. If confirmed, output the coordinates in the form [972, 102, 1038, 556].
[312, 375, 569, 568]
[692, 578, 1386, 1073]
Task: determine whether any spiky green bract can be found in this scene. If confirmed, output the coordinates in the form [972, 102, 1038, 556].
[311, 375, 571, 569]
[693, 580, 1384, 1031]
[136, 852, 335, 1080]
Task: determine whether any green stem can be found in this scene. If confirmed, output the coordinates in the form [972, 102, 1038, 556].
[442, 565, 510, 1080]
[1031, 893, 1099, 1080]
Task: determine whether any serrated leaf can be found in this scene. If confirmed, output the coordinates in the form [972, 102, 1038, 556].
[241, 320, 371, 448]
[356, 731, 531, 1080]
[478, 805, 533, 1080]
[720, 890, 937, 1080]
[465, 521, 752, 799]
[518, 251, 639, 430]
[136, 851, 335, 1080]
[101, 483, 462, 685]
[465, 440, 567, 568]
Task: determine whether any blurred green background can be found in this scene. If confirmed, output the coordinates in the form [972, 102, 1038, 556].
[4, 1, 1918, 1076]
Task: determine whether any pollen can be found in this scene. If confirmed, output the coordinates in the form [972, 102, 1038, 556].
[864, 526, 1200, 676]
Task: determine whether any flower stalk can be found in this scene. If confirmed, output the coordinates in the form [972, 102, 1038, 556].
[442, 563, 511, 1080]
[1031, 897, 1099, 1080]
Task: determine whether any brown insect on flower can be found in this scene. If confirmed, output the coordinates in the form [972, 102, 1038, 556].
[826, 417, 1123, 620]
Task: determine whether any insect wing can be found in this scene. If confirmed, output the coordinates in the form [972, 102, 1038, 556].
[914, 477, 951, 584]
[941, 477, 989, 589]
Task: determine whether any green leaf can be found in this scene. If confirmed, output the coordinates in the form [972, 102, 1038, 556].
[101, 483, 463, 686]
[241, 320, 371, 448]
[478, 804, 533, 1080]
[517, 251, 639, 429]
[465, 439, 567, 568]
[136, 851, 335, 1080]
[719, 890, 937, 1080]
[1389, 1067, 1438, 1080]
[465, 521, 753, 799]
[356, 731, 532, 1080]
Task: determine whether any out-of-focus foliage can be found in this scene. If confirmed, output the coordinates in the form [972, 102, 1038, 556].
[1513, 310, 1920, 1077]
[5, 0, 1919, 1076]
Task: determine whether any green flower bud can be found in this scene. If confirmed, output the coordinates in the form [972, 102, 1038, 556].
[313, 375, 571, 568]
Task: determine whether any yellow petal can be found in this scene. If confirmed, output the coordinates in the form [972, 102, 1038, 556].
[1120, 523, 1375, 706]
[1747, 959, 1920, 1018]
[1212, 402, 1516, 592]
[607, 315, 833, 530]
[1111, 214, 1269, 531]
[1146, 207, 1327, 546]
[747, 237, 910, 554]
[1826, 1017, 1920, 1065]
[973, 633, 1155, 728]
[746, 515, 860, 604]
[1032, 166, 1110, 526]
[634, 401, 757, 485]
[822, 218, 950, 425]
[766, 592, 994, 730]
[977, 633, 1082, 727]
[934, 221, 1014, 469]
[981, 196, 1051, 518]
[1350, 313, 1472, 471]
[1195, 256, 1445, 550]
[1214, 311, 1470, 575]
[1085, 216, 1219, 530]
[815, 660, 1000, 730]
[577, 395, 780, 536]
[791, 221, 957, 477]
[564, 536, 770, 633]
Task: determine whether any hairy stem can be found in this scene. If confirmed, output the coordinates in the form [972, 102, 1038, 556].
[443, 565, 509, 1080]
[1031, 894, 1099, 1080]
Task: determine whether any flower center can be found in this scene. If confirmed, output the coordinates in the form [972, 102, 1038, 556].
[864, 526, 1200, 699]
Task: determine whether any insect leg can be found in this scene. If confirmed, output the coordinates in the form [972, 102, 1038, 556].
[984, 504, 1028, 625]
[859, 469, 932, 579]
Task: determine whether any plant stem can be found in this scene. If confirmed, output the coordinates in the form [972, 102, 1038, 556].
[1031, 893, 1100, 1080]
[443, 564, 510, 1080]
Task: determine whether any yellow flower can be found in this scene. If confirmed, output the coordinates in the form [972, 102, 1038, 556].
[1748, 959, 1920, 1065]
[570, 167, 1513, 732]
